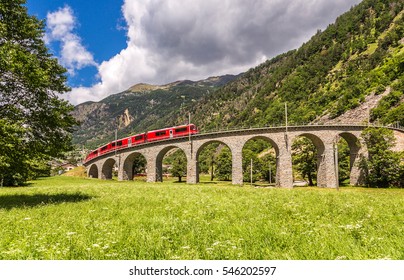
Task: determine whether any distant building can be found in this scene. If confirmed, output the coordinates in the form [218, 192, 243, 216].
[60, 163, 76, 172]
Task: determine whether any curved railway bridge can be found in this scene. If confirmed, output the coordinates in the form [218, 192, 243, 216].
[83, 124, 404, 188]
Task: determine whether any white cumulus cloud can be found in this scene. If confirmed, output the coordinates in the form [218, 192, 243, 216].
[46, 6, 98, 75]
[59, 0, 362, 105]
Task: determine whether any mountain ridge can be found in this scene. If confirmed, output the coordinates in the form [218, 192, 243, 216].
[189, 0, 403, 131]
[72, 0, 404, 149]
[72, 74, 241, 148]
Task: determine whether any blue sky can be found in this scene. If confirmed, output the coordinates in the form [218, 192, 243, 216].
[25, 0, 362, 105]
[26, 0, 126, 87]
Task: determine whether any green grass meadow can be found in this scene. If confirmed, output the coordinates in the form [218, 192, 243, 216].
[0, 176, 403, 260]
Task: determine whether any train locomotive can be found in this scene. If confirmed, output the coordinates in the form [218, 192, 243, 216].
[84, 124, 198, 163]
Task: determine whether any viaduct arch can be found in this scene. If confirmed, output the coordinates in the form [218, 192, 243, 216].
[84, 125, 403, 188]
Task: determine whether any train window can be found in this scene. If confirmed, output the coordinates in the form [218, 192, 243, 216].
[112, 142, 116, 147]
[190, 125, 195, 130]
[175, 127, 187, 133]
[156, 131, 166, 136]
[101, 146, 107, 151]
[92, 151, 98, 155]
[117, 141, 122, 146]
[135, 135, 143, 140]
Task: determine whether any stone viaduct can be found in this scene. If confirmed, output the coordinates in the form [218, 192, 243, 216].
[83, 125, 404, 188]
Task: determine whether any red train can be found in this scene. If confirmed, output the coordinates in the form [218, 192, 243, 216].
[84, 124, 198, 163]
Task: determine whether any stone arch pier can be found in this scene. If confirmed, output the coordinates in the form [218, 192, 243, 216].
[84, 125, 403, 188]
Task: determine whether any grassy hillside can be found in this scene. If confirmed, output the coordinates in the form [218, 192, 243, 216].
[0, 176, 403, 260]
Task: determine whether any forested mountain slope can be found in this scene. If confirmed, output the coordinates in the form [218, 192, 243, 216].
[73, 0, 403, 148]
[188, 0, 403, 131]
[72, 75, 239, 148]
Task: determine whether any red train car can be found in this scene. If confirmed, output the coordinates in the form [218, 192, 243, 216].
[84, 136, 132, 162]
[84, 124, 198, 163]
[85, 150, 99, 162]
[146, 124, 198, 141]
[112, 137, 130, 150]
[130, 133, 146, 145]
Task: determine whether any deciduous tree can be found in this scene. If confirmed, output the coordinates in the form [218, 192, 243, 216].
[215, 148, 232, 181]
[359, 127, 403, 188]
[0, 0, 77, 185]
[170, 150, 187, 182]
[292, 137, 317, 186]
